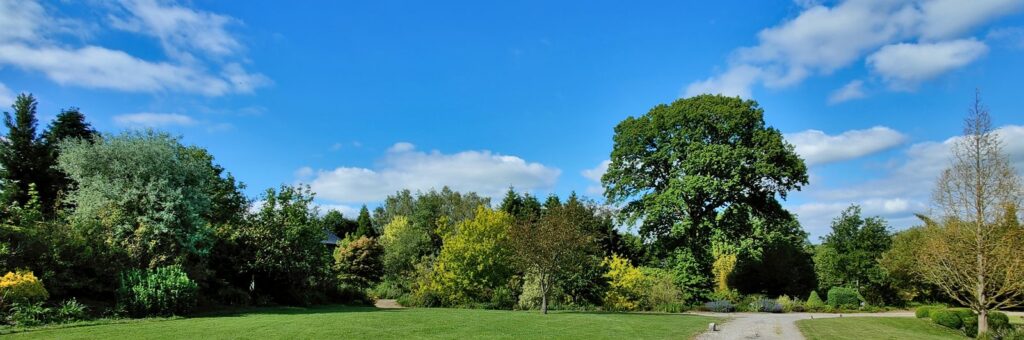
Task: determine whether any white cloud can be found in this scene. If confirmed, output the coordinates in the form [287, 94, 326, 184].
[581, 160, 610, 196]
[109, 0, 242, 59]
[918, 0, 1024, 40]
[0, 0, 267, 96]
[0, 82, 12, 108]
[867, 39, 988, 89]
[785, 126, 907, 166]
[987, 27, 1024, 49]
[0, 44, 256, 96]
[303, 143, 561, 204]
[789, 124, 1024, 240]
[113, 112, 196, 127]
[684, 64, 761, 98]
[686, 0, 1020, 98]
[827, 80, 866, 104]
[317, 204, 360, 218]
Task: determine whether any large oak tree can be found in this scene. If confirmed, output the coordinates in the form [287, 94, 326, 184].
[602, 94, 807, 292]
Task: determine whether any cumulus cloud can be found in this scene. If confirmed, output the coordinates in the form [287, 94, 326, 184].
[113, 112, 196, 127]
[686, 0, 1019, 98]
[867, 39, 988, 89]
[0, 0, 268, 96]
[789, 124, 1024, 240]
[302, 143, 561, 204]
[827, 80, 866, 104]
[581, 160, 610, 196]
[785, 126, 907, 166]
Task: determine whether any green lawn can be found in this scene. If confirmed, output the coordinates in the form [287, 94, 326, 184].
[1011, 315, 1023, 325]
[5, 305, 718, 339]
[797, 317, 966, 340]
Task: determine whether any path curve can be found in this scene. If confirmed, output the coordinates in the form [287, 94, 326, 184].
[692, 311, 914, 340]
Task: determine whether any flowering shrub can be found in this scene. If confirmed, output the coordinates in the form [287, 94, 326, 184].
[0, 270, 49, 305]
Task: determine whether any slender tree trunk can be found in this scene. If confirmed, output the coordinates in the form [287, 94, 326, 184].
[541, 274, 549, 315]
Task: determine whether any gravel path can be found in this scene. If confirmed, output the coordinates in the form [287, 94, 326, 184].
[374, 299, 403, 309]
[693, 311, 915, 340]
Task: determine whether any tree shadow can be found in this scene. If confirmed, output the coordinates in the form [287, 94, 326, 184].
[190, 304, 399, 319]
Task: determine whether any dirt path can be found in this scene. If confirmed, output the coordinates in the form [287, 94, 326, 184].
[693, 311, 914, 340]
[374, 299, 403, 309]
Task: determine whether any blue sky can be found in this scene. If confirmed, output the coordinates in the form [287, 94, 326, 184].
[1, 0, 1023, 240]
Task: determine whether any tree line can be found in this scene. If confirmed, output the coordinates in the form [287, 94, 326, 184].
[0, 92, 1020, 337]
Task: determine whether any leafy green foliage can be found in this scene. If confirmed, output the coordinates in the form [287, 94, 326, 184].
[426, 206, 514, 306]
[915, 305, 943, 318]
[602, 94, 808, 294]
[232, 185, 332, 305]
[322, 210, 357, 239]
[930, 309, 963, 330]
[334, 236, 384, 290]
[117, 265, 198, 317]
[55, 298, 88, 323]
[58, 131, 220, 269]
[379, 216, 432, 281]
[814, 205, 894, 305]
[9, 301, 52, 326]
[375, 188, 490, 254]
[826, 287, 862, 309]
[879, 225, 943, 305]
[805, 291, 825, 311]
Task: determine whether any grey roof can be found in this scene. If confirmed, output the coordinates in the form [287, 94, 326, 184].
[322, 229, 341, 245]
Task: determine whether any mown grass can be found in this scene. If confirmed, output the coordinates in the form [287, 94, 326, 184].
[796, 317, 967, 340]
[5, 305, 719, 339]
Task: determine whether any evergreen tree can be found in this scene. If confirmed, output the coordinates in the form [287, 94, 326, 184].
[0, 94, 46, 211]
[41, 108, 97, 213]
[355, 205, 375, 237]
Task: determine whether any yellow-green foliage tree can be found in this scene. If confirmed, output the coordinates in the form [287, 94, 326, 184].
[602, 254, 646, 311]
[712, 252, 737, 294]
[380, 216, 432, 280]
[918, 93, 1024, 335]
[0, 270, 49, 305]
[429, 206, 514, 305]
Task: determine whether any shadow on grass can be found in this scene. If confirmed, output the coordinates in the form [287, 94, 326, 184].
[0, 304, 400, 336]
[190, 304, 401, 318]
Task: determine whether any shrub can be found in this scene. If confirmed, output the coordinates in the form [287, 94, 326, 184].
[777, 295, 802, 313]
[915, 305, 942, 318]
[334, 236, 384, 290]
[947, 307, 973, 320]
[642, 267, 684, 310]
[9, 302, 52, 326]
[601, 255, 645, 311]
[702, 300, 735, 313]
[55, 298, 88, 323]
[987, 311, 1010, 331]
[826, 287, 861, 309]
[117, 265, 198, 317]
[755, 298, 783, 313]
[736, 294, 766, 312]
[0, 270, 49, 305]
[963, 315, 978, 338]
[931, 309, 963, 330]
[805, 291, 825, 311]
